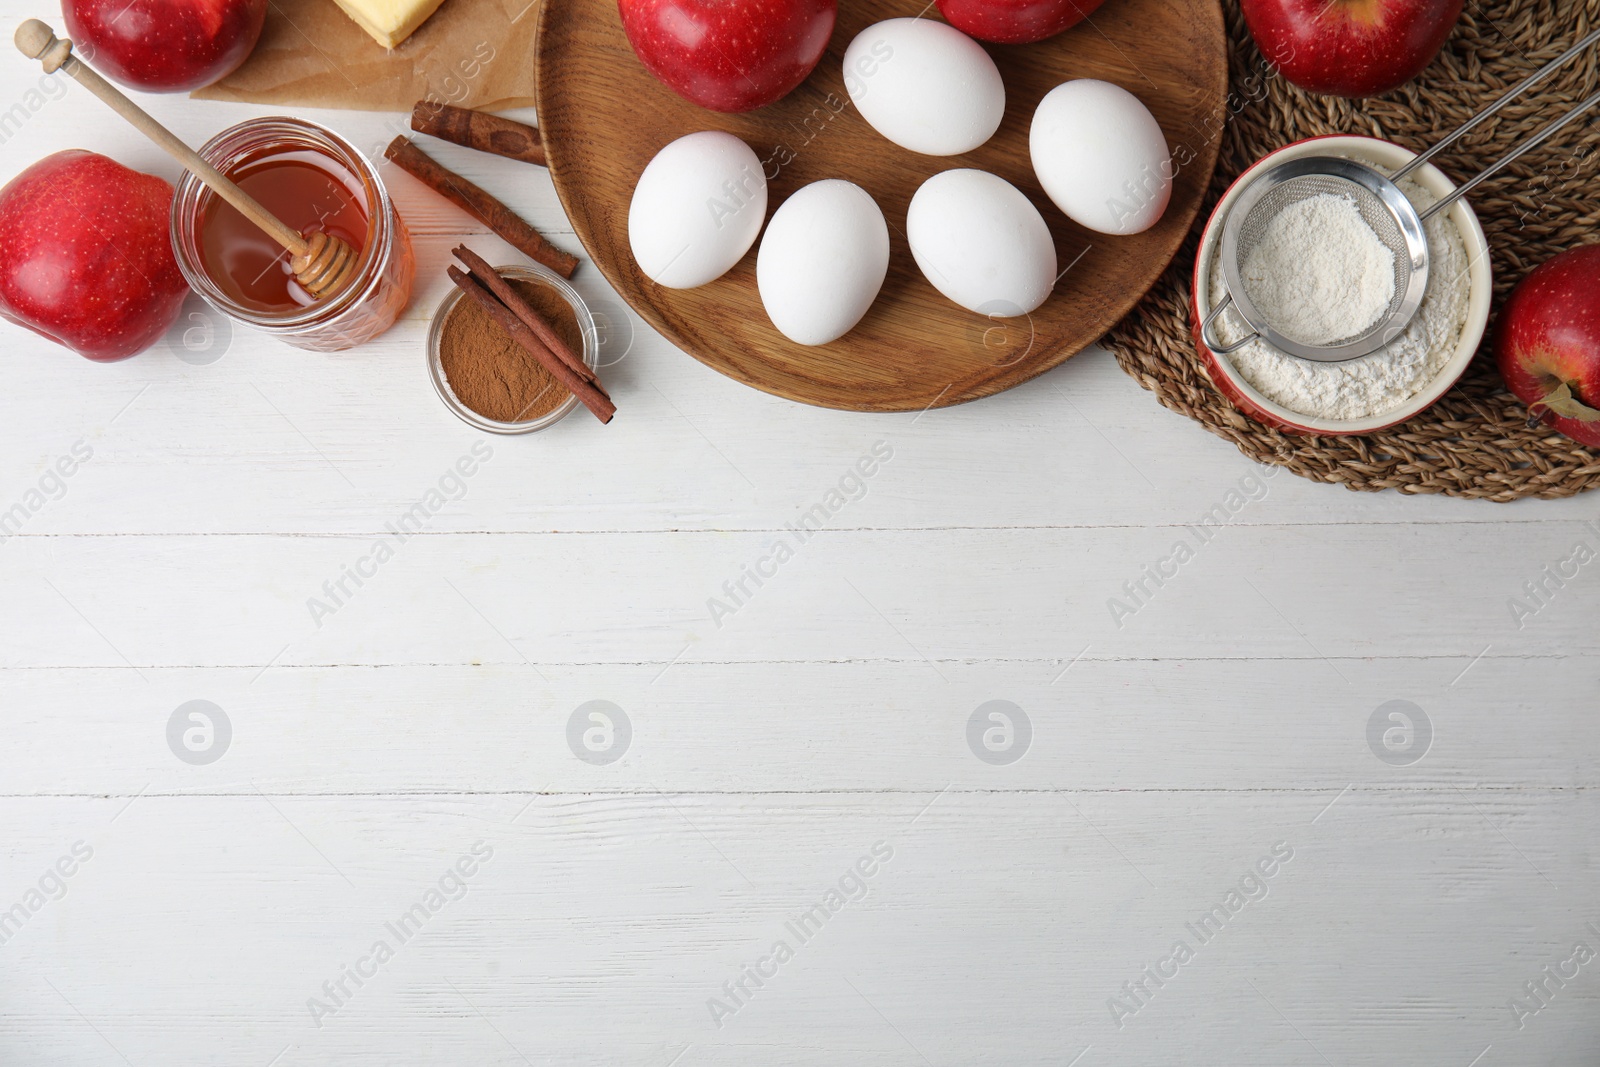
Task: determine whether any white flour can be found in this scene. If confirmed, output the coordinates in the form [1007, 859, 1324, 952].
[1208, 169, 1472, 421]
[1241, 193, 1396, 344]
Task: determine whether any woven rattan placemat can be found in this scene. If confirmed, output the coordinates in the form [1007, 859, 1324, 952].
[1103, 0, 1600, 500]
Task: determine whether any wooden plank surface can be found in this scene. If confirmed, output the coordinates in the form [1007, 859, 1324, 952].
[0, 32, 1596, 1067]
[3, 792, 1596, 1066]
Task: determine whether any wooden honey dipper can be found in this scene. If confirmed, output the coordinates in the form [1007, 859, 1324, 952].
[14, 18, 360, 300]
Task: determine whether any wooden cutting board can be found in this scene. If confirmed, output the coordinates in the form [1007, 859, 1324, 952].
[534, 0, 1227, 412]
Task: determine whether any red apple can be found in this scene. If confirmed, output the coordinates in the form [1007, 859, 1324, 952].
[935, 0, 1107, 45]
[1496, 244, 1600, 449]
[62, 0, 268, 93]
[1240, 0, 1462, 98]
[618, 0, 836, 113]
[0, 151, 189, 362]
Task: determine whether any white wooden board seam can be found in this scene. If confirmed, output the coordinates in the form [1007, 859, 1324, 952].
[0, 655, 1576, 671]
[5, 518, 1598, 536]
[5, 786, 1590, 798]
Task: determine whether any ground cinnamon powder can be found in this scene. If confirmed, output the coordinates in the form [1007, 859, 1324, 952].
[439, 277, 584, 423]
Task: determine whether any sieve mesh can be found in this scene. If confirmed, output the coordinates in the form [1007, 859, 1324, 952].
[1231, 175, 1415, 347]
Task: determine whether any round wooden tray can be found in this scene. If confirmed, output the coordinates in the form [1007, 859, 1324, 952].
[534, 0, 1227, 412]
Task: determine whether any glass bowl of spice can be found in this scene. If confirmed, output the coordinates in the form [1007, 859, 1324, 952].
[428, 262, 600, 434]
[1191, 135, 1493, 436]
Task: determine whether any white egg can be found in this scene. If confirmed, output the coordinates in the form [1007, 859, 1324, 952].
[907, 169, 1057, 317]
[628, 131, 768, 289]
[756, 180, 890, 346]
[843, 18, 1005, 156]
[1030, 79, 1172, 235]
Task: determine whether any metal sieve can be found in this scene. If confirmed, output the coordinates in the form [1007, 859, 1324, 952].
[1203, 25, 1600, 364]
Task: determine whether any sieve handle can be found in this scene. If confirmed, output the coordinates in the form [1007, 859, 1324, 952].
[1395, 24, 1600, 184]
[1420, 86, 1600, 220]
[1200, 293, 1258, 355]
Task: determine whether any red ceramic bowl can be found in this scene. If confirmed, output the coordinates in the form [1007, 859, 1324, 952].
[1191, 135, 1493, 436]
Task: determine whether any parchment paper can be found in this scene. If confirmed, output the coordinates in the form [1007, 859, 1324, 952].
[194, 0, 539, 112]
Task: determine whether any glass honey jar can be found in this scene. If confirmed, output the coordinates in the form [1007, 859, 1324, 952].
[170, 117, 414, 352]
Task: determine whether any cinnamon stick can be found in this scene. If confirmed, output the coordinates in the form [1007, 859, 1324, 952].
[412, 102, 547, 167]
[447, 266, 615, 424]
[384, 137, 579, 279]
[452, 244, 596, 387]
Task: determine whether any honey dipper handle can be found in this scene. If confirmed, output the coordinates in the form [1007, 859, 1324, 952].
[13, 19, 309, 258]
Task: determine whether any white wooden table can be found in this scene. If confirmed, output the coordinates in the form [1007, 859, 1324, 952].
[2, 31, 1597, 1067]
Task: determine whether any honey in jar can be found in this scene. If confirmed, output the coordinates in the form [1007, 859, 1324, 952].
[199, 151, 370, 313]
[171, 118, 414, 352]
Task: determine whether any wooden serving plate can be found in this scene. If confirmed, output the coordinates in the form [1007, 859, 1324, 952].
[534, 0, 1227, 412]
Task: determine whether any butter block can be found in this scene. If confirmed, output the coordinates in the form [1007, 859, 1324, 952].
[329, 0, 448, 49]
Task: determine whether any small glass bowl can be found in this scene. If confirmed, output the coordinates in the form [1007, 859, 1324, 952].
[427, 262, 600, 435]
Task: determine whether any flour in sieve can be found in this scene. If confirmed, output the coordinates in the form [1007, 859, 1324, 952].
[1208, 170, 1472, 421]
[1240, 193, 1396, 344]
